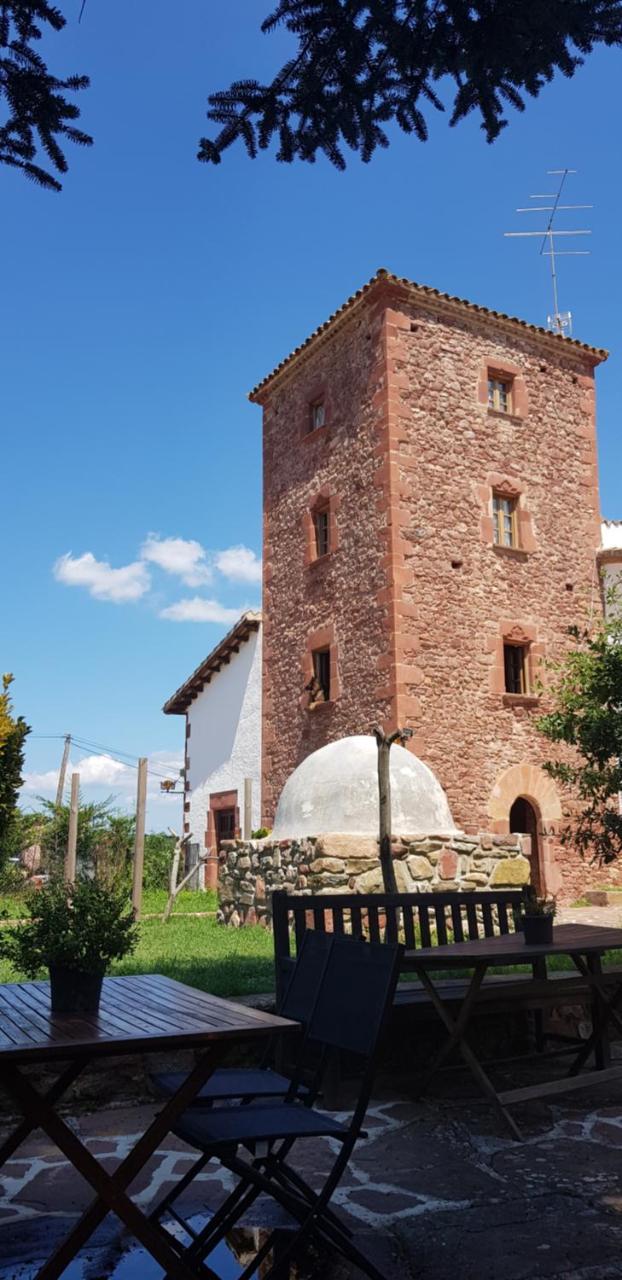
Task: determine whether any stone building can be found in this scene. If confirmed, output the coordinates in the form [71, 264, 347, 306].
[163, 611, 262, 883]
[250, 269, 609, 901]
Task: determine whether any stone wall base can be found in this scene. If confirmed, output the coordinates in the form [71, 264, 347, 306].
[217, 831, 531, 927]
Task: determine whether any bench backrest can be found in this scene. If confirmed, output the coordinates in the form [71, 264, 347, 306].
[272, 889, 523, 1001]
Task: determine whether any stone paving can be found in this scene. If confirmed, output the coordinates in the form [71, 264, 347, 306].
[3, 1065, 622, 1280]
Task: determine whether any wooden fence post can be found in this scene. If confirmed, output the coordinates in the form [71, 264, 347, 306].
[243, 778, 252, 840]
[132, 757, 148, 917]
[372, 726, 413, 894]
[64, 772, 80, 882]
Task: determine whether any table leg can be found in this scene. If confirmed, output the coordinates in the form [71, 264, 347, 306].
[414, 963, 522, 1141]
[568, 955, 622, 1076]
[2, 1046, 226, 1280]
[415, 962, 489, 1093]
[0, 1057, 87, 1168]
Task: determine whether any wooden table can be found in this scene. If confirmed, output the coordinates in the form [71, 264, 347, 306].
[403, 923, 622, 1139]
[0, 973, 297, 1279]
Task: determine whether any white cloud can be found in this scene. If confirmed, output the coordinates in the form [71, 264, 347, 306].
[141, 535, 212, 587]
[53, 552, 150, 603]
[159, 597, 242, 624]
[215, 545, 262, 584]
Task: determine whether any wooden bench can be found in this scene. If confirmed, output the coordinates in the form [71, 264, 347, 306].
[271, 889, 616, 1028]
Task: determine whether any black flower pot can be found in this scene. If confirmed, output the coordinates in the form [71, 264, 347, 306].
[49, 965, 103, 1013]
[522, 914, 554, 946]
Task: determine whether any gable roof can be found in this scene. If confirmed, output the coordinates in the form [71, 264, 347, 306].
[248, 268, 608, 402]
[163, 611, 262, 715]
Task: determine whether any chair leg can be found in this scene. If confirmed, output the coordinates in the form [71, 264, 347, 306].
[149, 1150, 211, 1223]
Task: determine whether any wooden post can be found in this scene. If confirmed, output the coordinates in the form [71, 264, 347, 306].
[55, 735, 71, 809]
[372, 726, 413, 895]
[243, 778, 252, 840]
[132, 757, 148, 917]
[65, 772, 79, 882]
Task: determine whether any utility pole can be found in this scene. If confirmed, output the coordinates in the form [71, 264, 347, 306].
[65, 772, 80, 881]
[55, 735, 71, 808]
[132, 757, 148, 917]
[372, 726, 413, 894]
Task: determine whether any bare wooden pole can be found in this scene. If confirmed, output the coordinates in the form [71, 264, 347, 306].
[55, 735, 71, 809]
[243, 778, 252, 840]
[372, 726, 413, 894]
[65, 772, 80, 882]
[132, 757, 148, 917]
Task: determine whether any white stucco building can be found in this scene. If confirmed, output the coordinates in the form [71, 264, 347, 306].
[599, 520, 622, 615]
[163, 612, 262, 883]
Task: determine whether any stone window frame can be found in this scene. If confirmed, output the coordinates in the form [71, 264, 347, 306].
[477, 474, 536, 557]
[301, 623, 341, 711]
[477, 359, 528, 420]
[303, 486, 341, 567]
[488, 621, 544, 707]
[301, 380, 332, 442]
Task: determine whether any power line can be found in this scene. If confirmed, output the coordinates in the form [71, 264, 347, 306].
[29, 733, 180, 782]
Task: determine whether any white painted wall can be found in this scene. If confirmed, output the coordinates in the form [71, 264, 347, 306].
[601, 522, 622, 619]
[187, 627, 262, 848]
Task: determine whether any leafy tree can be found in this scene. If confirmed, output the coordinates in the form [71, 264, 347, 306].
[3, 2, 622, 187]
[143, 831, 176, 890]
[537, 605, 622, 866]
[0, 675, 30, 861]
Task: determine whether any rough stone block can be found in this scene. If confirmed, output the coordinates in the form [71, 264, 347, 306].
[309, 857, 346, 874]
[438, 850, 459, 880]
[315, 834, 378, 862]
[406, 855, 434, 881]
[489, 856, 531, 886]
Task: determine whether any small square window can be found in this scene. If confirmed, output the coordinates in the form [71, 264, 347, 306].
[310, 400, 326, 432]
[314, 508, 330, 558]
[488, 377, 512, 414]
[311, 648, 330, 702]
[493, 492, 518, 548]
[504, 643, 528, 695]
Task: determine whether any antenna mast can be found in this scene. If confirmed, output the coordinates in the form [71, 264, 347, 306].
[504, 168, 592, 337]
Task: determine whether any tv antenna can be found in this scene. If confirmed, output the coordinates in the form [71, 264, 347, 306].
[504, 169, 592, 338]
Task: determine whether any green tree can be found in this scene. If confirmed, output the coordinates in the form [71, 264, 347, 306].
[537, 605, 622, 866]
[3, 2, 622, 187]
[0, 675, 31, 863]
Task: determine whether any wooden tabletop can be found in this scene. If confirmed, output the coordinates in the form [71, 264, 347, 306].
[403, 923, 622, 970]
[0, 974, 297, 1064]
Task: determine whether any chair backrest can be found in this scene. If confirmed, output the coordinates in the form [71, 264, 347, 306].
[308, 934, 402, 1060]
[278, 927, 334, 1024]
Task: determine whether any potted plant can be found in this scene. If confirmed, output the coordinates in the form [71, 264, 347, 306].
[520, 884, 557, 945]
[0, 879, 138, 1012]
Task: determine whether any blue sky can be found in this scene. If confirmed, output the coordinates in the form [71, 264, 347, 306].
[3, 1, 621, 828]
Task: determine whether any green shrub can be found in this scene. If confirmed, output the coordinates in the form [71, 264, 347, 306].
[0, 878, 139, 977]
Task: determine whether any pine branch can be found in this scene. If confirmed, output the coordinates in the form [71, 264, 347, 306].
[199, 0, 622, 168]
[0, 2, 91, 191]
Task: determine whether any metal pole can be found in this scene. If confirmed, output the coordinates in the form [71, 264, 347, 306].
[65, 773, 79, 882]
[132, 758, 148, 917]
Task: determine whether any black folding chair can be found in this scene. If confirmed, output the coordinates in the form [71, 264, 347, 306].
[162, 935, 403, 1280]
[149, 929, 334, 1231]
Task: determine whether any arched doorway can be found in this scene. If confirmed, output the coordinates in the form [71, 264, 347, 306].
[510, 796, 542, 895]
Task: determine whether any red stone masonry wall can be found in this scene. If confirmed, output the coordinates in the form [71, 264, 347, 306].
[257, 278, 606, 902]
[384, 290, 602, 899]
[261, 298, 395, 821]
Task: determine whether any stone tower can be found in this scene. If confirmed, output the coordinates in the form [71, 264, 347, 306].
[250, 270, 607, 899]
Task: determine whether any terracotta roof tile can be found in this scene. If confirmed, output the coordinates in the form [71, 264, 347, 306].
[248, 269, 608, 401]
[163, 611, 262, 715]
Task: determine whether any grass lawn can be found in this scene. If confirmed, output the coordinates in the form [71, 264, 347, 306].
[0, 887, 217, 919]
[0, 912, 275, 998]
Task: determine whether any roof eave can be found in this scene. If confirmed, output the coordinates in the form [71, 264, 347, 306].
[248, 269, 608, 404]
